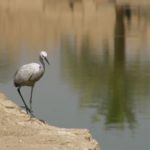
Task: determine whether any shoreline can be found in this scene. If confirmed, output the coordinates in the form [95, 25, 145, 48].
[0, 93, 100, 150]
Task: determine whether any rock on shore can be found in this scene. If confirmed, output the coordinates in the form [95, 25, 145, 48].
[0, 93, 100, 150]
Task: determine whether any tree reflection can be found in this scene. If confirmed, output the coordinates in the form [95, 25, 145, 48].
[106, 5, 135, 129]
[61, 4, 150, 130]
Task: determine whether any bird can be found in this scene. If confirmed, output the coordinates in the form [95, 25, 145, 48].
[14, 51, 49, 114]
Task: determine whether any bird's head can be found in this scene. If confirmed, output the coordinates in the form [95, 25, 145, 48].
[40, 51, 50, 65]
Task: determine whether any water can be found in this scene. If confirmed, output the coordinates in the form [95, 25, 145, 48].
[0, 1, 150, 150]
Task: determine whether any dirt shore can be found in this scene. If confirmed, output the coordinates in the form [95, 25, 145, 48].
[0, 93, 100, 150]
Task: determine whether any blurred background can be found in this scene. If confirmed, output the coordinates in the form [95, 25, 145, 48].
[0, 0, 150, 150]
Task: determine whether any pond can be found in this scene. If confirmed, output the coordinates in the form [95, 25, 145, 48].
[0, 1, 150, 150]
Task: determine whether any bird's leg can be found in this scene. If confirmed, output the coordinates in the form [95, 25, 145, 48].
[29, 86, 34, 112]
[17, 87, 31, 114]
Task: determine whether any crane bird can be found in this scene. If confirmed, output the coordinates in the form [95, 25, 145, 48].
[14, 51, 49, 114]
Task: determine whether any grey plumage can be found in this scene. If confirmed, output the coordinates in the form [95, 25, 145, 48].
[14, 51, 49, 114]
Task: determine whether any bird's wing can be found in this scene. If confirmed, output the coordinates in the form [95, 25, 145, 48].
[14, 63, 43, 83]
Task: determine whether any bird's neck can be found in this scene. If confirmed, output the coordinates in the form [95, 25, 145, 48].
[39, 56, 45, 69]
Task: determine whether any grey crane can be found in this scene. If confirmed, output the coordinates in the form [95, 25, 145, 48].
[14, 51, 49, 114]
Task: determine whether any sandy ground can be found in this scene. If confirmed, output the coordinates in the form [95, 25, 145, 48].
[0, 93, 100, 150]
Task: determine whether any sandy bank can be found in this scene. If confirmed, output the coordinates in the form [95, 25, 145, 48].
[0, 93, 100, 150]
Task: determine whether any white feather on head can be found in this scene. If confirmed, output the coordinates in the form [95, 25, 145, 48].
[40, 51, 47, 58]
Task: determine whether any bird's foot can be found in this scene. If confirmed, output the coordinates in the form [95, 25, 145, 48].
[26, 108, 34, 116]
[20, 106, 45, 123]
[38, 118, 46, 123]
[20, 105, 33, 114]
[28, 113, 46, 123]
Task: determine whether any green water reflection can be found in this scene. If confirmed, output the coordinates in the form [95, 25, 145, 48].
[61, 4, 150, 129]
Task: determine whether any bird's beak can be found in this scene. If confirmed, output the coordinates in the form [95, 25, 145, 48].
[45, 57, 50, 65]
